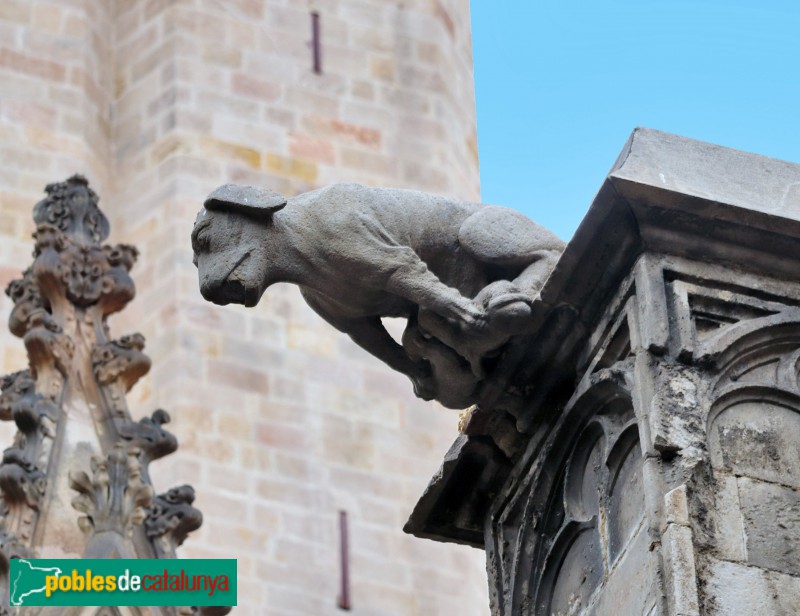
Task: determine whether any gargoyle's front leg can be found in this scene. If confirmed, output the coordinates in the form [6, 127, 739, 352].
[340, 316, 436, 400]
[384, 249, 484, 327]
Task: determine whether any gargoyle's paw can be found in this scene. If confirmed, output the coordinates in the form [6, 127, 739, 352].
[473, 281, 533, 319]
[460, 301, 486, 323]
[447, 301, 487, 330]
[485, 292, 532, 311]
[485, 295, 533, 332]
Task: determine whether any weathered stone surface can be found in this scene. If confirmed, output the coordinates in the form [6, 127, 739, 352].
[663, 523, 700, 616]
[588, 526, 656, 616]
[4, 271, 48, 339]
[69, 445, 153, 543]
[118, 409, 178, 468]
[0, 368, 59, 518]
[192, 182, 564, 410]
[92, 333, 150, 390]
[704, 558, 800, 616]
[708, 474, 746, 562]
[739, 478, 800, 576]
[33, 175, 110, 244]
[607, 436, 645, 561]
[610, 129, 800, 224]
[708, 401, 800, 488]
[549, 525, 604, 614]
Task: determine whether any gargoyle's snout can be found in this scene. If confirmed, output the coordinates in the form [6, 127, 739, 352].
[200, 278, 250, 307]
[199, 280, 231, 306]
[200, 272, 258, 308]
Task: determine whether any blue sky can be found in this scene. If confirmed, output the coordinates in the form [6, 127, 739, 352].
[470, 1, 800, 240]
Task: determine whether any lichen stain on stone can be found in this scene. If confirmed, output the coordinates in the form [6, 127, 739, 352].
[718, 424, 782, 470]
[666, 375, 698, 410]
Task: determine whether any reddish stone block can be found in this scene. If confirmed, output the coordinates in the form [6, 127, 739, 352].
[255, 421, 309, 451]
[288, 134, 336, 164]
[0, 0, 31, 24]
[0, 47, 66, 81]
[207, 358, 270, 395]
[231, 73, 281, 102]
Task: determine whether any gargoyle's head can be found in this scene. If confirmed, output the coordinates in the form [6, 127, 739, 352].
[191, 184, 287, 307]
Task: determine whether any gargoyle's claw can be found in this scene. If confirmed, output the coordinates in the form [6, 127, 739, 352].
[484, 293, 533, 333]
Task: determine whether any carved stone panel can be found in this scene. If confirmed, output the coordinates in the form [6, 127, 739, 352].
[536, 421, 648, 615]
[489, 370, 653, 616]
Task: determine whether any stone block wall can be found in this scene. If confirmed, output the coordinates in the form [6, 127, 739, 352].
[0, 0, 114, 376]
[0, 0, 488, 614]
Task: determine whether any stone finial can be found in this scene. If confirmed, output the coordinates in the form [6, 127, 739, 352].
[0, 177, 206, 583]
[34, 175, 109, 245]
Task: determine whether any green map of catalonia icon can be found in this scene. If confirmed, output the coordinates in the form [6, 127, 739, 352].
[10, 559, 63, 606]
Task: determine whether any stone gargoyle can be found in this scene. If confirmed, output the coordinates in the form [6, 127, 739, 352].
[191, 183, 564, 408]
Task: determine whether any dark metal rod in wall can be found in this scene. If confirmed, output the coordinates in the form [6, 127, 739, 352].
[311, 12, 322, 74]
[337, 510, 351, 610]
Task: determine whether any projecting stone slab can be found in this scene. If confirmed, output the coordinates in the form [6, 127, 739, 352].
[610, 128, 800, 223]
[607, 129, 800, 282]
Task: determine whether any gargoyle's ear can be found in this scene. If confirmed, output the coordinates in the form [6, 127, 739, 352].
[204, 184, 287, 220]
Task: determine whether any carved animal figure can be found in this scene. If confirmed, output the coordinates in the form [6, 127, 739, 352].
[191, 183, 564, 406]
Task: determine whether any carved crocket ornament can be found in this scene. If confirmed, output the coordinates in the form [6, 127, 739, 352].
[191, 183, 564, 408]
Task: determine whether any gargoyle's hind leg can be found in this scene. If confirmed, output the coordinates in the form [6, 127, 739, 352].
[384, 247, 485, 327]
